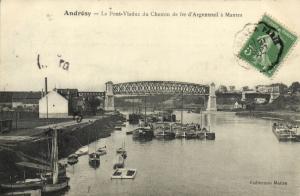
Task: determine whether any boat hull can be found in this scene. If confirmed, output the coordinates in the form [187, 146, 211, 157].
[197, 132, 206, 140]
[186, 133, 197, 139]
[89, 153, 100, 167]
[126, 131, 133, 135]
[42, 180, 69, 193]
[272, 124, 295, 142]
[206, 132, 215, 140]
[133, 130, 154, 140]
[0, 181, 42, 189]
[96, 151, 107, 156]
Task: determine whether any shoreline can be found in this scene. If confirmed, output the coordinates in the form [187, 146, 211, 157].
[0, 113, 125, 184]
[235, 111, 300, 124]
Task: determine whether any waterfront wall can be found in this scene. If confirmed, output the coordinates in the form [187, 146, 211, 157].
[0, 114, 123, 183]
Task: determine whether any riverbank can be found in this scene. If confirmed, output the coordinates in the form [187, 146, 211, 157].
[235, 111, 300, 124]
[0, 113, 125, 184]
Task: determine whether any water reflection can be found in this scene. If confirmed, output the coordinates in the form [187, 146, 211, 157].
[88, 161, 100, 169]
[61, 111, 300, 196]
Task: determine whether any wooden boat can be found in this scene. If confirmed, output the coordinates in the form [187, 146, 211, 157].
[116, 148, 127, 159]
[89, 152, 100, 164]
[174, 124, 186, 139]
[2, 189, 41, 196]
[206, 132, 215, 140]
[116, 147, 126, 154]
[111, 168, 137, 179]
[114, 120, 123, 125]
[67, 154, 79, 165]
[126, 130, 134, 135]
[132, 126, 154, 140]
[118, 146, 127, 161]
[87, 129, 101, 166]
[196, 132, 206, 140]
[155, 131, 165, 139]
[154, 122, 177, 140]
[96, 146, 107, 156]
[154, 130, 175, 139]
[163, 131, 175, 139]
[42, 177, 69, 193]
[113, 155, 125, 169]
[75, 146, 88, 156]
[42, 128, 69, 193]
[175, 131, 186, 138]
[115, 126, 122, 131]
[186, 131, 198, 139]
[116, 141, 127, 154]
[0, 178, 42, 189]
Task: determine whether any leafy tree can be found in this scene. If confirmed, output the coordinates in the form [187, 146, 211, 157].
[229, 86, 236, 92]
[217, 85, 228, 93]
[289, 82, 300, 93]
[242, 86, 250, 91]
[85, 96, 101, 115]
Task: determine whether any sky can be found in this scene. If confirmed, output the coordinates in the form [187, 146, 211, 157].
[0, 0, 300, 92]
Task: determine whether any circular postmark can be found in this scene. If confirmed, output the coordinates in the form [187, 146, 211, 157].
[233, 23, 257, 70]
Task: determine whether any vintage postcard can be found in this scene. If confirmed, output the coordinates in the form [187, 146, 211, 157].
[0, 0, 300, 196]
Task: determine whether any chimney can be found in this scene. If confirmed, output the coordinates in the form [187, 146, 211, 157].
[45, 77, 48, 94]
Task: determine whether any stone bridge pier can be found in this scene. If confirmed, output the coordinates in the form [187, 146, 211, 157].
[206, 83, 217, 111]
[104, 81, 114, 111]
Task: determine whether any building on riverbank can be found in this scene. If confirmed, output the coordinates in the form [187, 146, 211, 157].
[39, 90, 69, 118]
[0, 91, 41, 111]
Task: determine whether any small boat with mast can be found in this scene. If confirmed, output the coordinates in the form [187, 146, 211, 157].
[116, 141, 127, 159]
[88, 129, 100, 167]
[154, 122, 175, 140]
[67, 154, 79, 165]
[128, 98, 142, 124]
[89, 152, 100, 167]
[41, 128, 69, 193]
[132, 96, 154, 140]
[96, 146, 107, 156]
[205, 126, 215, 140]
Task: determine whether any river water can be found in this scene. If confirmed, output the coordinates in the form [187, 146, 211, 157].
[59, 111, 300, 196]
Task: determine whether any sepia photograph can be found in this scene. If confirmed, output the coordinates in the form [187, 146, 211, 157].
[0, 0, 300, 195]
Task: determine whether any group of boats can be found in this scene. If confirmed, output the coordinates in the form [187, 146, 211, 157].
[129, 122, 215, 141]
[272, 122, 300, 142]
[1, 128, 70, 194]
[127, 101, 215, 141]
[155, 122, 215, 140]
[67, 138, 108, 168]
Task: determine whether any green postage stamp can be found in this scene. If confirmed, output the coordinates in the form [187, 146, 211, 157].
[238, 14, 297, 77]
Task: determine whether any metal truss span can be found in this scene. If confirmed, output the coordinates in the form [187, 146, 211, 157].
[112, 81, 209, 95]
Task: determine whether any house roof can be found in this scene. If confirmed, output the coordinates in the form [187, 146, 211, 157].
[12, 92, 41, 100]
[0, 91, 41, 104]
[43, 90, 68, 101]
